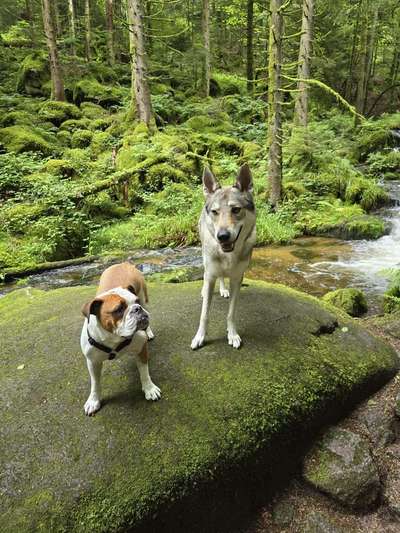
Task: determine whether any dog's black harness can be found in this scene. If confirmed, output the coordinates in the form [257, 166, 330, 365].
[87, 328, 133, 360]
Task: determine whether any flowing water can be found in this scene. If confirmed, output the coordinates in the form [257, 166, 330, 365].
[2, 182, 400, 312]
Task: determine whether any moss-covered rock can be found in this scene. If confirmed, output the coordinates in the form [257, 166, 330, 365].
[59, 118, 91, 133]
[42, 159, 76, 178]
[0, 110, 35, 128]
[0, 125, 53, 155]
[16, 51, 49, 96]
[38, 101, 82, 127]
[73, 79, 126, 108]
[322, 288, 368, 317]
[80, 102, 107, 120]
[0, 281, 398, 532]
[71, 129, 93, 148]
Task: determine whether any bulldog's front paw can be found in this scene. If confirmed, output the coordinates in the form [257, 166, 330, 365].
[227, 330, 242, 349]
[191, 331, 205, 350]
[84, 395, 101, 416]
[143, 382, 161, 401]
[220, 288, 230, 298]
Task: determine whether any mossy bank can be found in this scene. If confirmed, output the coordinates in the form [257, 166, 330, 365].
[0, 280, 398, 532]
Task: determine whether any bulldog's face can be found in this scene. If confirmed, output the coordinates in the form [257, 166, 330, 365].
[82, 287, 149, 338]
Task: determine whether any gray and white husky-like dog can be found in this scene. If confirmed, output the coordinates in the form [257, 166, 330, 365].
[191, 164, 256, 350]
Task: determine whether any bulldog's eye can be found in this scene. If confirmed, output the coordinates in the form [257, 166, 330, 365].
[211, 209, 218, 216]
[113, 304, 125, 315]
[231, 207, 241, 214]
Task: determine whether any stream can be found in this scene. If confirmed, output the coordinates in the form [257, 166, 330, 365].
[2, 181, 400, 312]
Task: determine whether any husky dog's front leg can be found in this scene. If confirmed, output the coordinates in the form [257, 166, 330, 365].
[191, 276, 216, 349]
[227, 276, 243, 348]
[84, 358, 103, 415]
[219, 278, 230, 298]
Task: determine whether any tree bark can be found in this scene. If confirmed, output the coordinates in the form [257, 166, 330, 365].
[246, 0, 254, 93]
[267, 0, 283, 208]
[41, 0, 65, 101]
[127, 0, 154, 126]
[293, 0, 315, 127]
[106, 0, 116, 65]
[364, 5, 379, 113]
[355, 0, 370, 125]
[68, 0, 77, 56]
[85, 0, 92, 62]
[25, 0, 36, 45]
[202, 0, 211, 97]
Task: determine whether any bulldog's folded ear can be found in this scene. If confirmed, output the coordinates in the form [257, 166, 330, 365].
[234, 163, 253, 192]
[81, 298, 103, 318]
[203, 166, 220, 196]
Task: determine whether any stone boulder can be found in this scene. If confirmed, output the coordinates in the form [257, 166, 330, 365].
[322, 288, 368, 317]
[303, 427, 380, 509]
[0, 281, 397, 532]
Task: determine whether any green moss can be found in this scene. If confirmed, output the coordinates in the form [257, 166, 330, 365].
[16, 51, 49, 96]
[1, 21, 31, 47]
[322, 289, 368, 317]
[80, 102, 107, 120]
[0, 125, 53, 155]
[183, 113, 233, 134]
[73, 79, 126, 108]
[210, 72, 247, 96]
[59, 118, 91, 132]
[0, 282, 397, 532]
[90, 131, 114, 156]
[38, 101, 82, 126]
[89, 117, 113, 131]
[0, 202, 45, 234]
[343, 215, 386, 240]
[0, 110, 35, 128]
[71, 129, 93, 149]
[42, 159, 76, 178]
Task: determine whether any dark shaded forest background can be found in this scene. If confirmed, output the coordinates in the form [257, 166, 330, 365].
[0, 0, 399, 278]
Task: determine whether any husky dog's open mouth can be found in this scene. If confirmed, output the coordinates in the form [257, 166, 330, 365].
[220, 226, 242, 253]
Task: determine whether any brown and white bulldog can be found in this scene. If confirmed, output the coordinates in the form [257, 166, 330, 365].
[80, 262, 160, 416]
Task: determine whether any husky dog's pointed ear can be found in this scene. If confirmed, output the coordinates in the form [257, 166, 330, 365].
[202, 167, 220, 196]
[81, 298, 103, 319]
[234, 163, 253, 192]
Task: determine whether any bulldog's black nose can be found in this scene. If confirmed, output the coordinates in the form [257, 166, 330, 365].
[217, 229, 231, 242]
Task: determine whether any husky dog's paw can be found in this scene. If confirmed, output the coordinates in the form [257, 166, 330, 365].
[227, 330, 242, 349]
[146, 326, 155, 340]
[84, 396, 101, 416]
[143, 382, 161, 401]
[220, 288, 230, 298]
[191, 331, 205, 350]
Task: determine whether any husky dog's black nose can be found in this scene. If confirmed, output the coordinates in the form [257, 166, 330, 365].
[217, 229, 231, 242]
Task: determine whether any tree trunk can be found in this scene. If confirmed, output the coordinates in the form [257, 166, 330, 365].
[267, 0, 283, 208]
[41, 0, 65, 101]
[202, 0, 211, 97]
[363, 5, 379, 113]
[51, 0, 61, 38]
[106, 0, 116, 65]
[344, 1, 362, 102]
[355, 0, 370, 125]
[85, 0, 92, 62]
[127, 0, 154, 126]
[68, 0, 77, 56]
[246, 0, 254, 93]
[293, 0, 315, 128]
[25, 0, 36, 45]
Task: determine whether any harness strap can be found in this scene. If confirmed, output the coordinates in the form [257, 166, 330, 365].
[87, 328, 133, 360]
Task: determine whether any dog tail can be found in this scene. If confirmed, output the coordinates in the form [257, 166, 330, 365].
[144, 283, 149, 303]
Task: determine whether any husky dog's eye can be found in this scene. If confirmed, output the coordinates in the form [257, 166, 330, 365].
[211, 209, 218, 216]
[231, 207, 241, 214]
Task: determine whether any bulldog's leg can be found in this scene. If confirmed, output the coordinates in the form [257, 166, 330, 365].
[135, 332, 161, 401]
[139, 288, 155, 340]
[219, 278, 230, 298]
[191, 275, 216, 349]
[227, 275, 243, 349]
[84, 358, 103, 415]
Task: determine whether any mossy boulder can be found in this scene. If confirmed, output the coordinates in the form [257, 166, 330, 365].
[71, 129, 93, 149]
[303, 427, 380, 509]
[38, 101, 82, 127]
[42, 159, 76, 178]
[322, 288, 368, 317]
[16, 51, 49, 96]
[0, 110, 35, 128]
[59, 118, 91, 133]
[0, 281, 398, 532]
[0, 125, 53, 155]
[73, 79, 126, 108]
[80, 102, 107, 120]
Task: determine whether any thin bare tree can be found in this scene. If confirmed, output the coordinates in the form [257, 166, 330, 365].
[85, 0, 92, 61]
[202, 0, 211, 96]
[127, 0, 154, 126]
[106, 0, 116, 65]
[41, 0, 65, 101]
[68, 0, 77, 56]
[267, 0, 284, 208]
